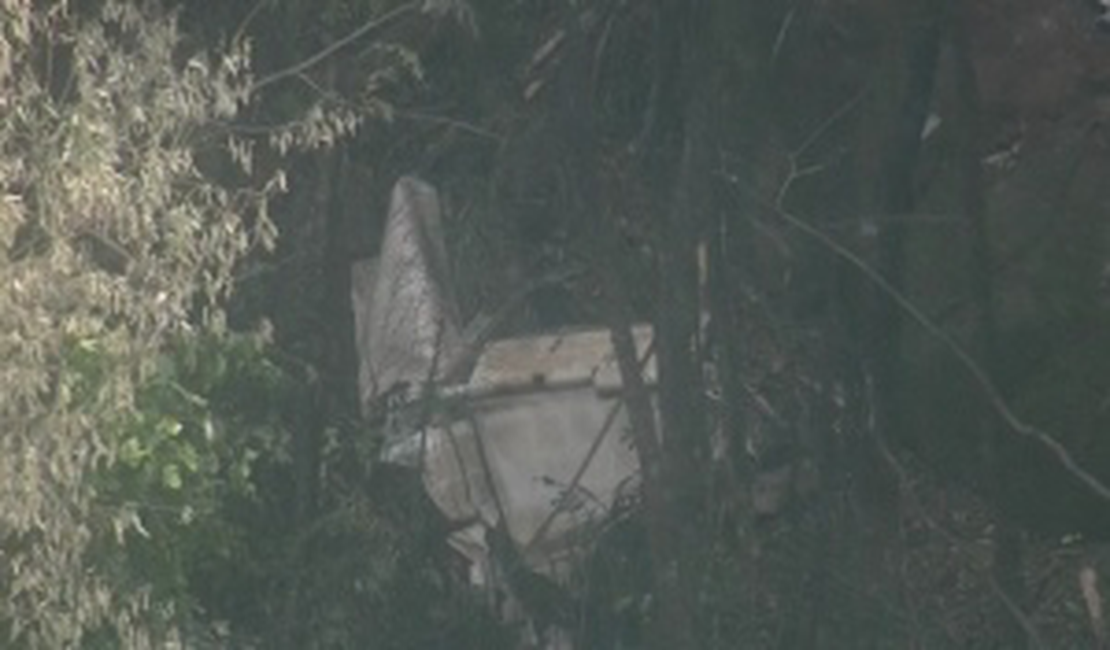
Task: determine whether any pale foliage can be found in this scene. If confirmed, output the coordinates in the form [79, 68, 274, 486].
[0, 2, 277, 647]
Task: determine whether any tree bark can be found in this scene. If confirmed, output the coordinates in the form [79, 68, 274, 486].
[846, 0, 944, 511]
[951, 4, 1028, 646]
[552, 0, 709, 646]
[607, 1, 718, 647]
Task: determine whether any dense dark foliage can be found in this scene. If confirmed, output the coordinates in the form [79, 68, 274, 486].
[7, 0, 1110, 647]
[177, 0, 1110, 647]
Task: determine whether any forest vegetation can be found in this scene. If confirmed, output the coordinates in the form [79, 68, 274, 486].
[3, 0, 1110, 648]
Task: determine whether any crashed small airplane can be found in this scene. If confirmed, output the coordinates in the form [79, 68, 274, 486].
[351, 177, 650, 642]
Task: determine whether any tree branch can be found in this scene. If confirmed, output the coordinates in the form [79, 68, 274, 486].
[727, 179, 1110, 504]
[250, 1, 420, 93]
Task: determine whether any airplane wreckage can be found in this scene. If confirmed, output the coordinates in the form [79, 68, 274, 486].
[351, 177, 816, 647]
[355, 177, 822, 647]
[351, 177, 651, 645]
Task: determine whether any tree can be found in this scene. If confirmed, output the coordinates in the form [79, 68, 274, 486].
[0, 2, 278, 646]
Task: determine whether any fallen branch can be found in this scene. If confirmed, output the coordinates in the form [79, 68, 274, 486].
[724, 178, 1110, 504]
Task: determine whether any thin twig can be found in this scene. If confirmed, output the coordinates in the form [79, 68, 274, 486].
[752, 93, 1110, 502]
[792, 87, 866, 161]
[726, 178, 1110, 504]
[442, 265, 586, 383]
[524, 339, 657, 553]
[232, 0, 268, 47]
[771, 7, 796, 64]
[774, 87, 866, 205]
[466, 409, 512, 529]
[875, 432, 1046, 649]
[251, 1, 420, 93]
[394, 109, 505, 142]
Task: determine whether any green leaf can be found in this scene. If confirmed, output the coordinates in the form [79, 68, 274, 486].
[120, 437, 146, 466]
[161, 464, 183, 490]
[178, 442, 200, 473]
[158, 417, 183, 438]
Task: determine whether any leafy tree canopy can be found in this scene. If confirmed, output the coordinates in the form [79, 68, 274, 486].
[0, 1, 280, 646]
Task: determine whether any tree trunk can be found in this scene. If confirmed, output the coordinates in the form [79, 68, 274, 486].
[847, 0, 943, 510]
[608, 1, 718, 647]
[951, 4, 1028, 646]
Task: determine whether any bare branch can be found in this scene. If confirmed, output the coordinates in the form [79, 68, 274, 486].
[874, 431, 1046, 649]
[524, 339, 656, 553]
[251, 1, 420, 93]
[724, 177, 1110, 504]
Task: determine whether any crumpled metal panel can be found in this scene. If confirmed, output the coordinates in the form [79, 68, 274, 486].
[356, 176, 651, 597]
[467, 325, 655, 396]
[382, 330, 651, 586]
[395, 379, 646, 567]
[351, 176, 462, 409]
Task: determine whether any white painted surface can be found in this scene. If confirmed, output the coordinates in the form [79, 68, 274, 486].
[355, 177, 652, 585]
[353, 176, 462, 408]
